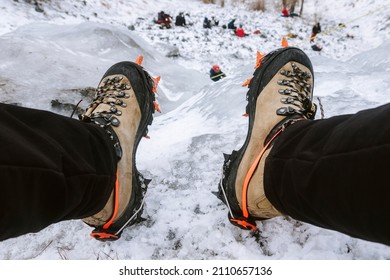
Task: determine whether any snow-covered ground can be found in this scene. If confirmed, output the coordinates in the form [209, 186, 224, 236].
[0, 0, 389, 260]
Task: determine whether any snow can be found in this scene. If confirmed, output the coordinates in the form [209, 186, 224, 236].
[0, 0, 389, 261]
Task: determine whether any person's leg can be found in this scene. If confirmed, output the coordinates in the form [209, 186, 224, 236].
[0, 103, 117, 241]
[81, 61, 156, 241]
[265, 103, 390, 246]
[217, 46, 390, 247]
[0, 61, 156, 242]
[218, 47, 316, 229]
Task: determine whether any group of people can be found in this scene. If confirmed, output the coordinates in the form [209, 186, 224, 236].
[154, 10, 335, 80]
[155, 11, 193, 28]
[155, 11, 251, 39]
[207, 21, 323, 82]
[203, 16, 219, 29]
[223, 19, 249, 37]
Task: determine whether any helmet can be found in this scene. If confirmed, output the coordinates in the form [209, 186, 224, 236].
[212, 65, 220, 71]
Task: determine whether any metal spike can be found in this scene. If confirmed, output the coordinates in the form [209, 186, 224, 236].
[211, 191, 221, 199]
[144, 178, 152, 186]
[135, 217, 146, 224]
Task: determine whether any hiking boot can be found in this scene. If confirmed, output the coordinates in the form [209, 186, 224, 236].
[217, 47, 317, 230]
[80, 61, 155, 241]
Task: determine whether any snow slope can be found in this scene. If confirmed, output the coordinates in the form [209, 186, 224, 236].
[0, 0, 389, 259]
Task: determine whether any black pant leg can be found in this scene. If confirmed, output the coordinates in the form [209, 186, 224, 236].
[264, 103, 390, 246]
[0, 103, 117, 241]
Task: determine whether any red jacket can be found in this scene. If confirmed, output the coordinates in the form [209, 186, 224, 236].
[235, 28, 245, 37]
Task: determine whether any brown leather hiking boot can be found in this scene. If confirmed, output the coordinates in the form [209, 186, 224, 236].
[217, 47, 317, 230]
[80, 61, 156, 241]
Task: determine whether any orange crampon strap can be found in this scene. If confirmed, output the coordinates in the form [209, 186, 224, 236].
[241, 129, 283, 220]
[90, 172, 120, 240]
[229, 218, 257, 230]
[90, 231, 119, 241]
[102, 171, 120, 230]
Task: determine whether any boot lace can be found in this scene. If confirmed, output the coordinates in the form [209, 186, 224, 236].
[276, 63, 316, 120]
[81, 76, 130, 128]
[79, 75, 131, 158]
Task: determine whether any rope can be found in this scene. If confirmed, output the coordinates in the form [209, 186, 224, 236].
[210, 72, 226, 79]
[317, 96, 324, 119]
[70, 99, 83, 118]
[313, 3, 390, 38]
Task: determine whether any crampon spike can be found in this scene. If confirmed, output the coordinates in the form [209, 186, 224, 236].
[153, 101, 161, 113]
[135, 55, 144, 65]
[282, 37, 289, 47]
[152, 76, 161, 93]
[144, 178, 152, 185]
[211, 191, 220, 198]
[242, 78, 252, 87]
[255, 51, 266, 69]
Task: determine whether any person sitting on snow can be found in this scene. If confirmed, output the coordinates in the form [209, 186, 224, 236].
[227, 19, 237, 30]
[281, 7, 290, 17]
[281, 6, 299, 17]
[210, 16, 219, 27]
[311, 44, 322, 52]
[156, 11, 172, 29]
[210, 64, 226, 82]
[203, 17, 211, 29]
[175, 12, 186, 27]
[235, 25, 248, 37]
[310, 22, 321, 42]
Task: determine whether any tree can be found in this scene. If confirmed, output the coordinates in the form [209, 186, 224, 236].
[290, 0, 297, 13]
[252, 0, 265, 11]
[299, 0, 305, 16]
